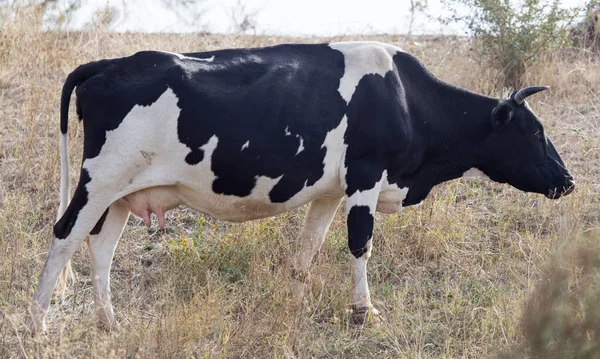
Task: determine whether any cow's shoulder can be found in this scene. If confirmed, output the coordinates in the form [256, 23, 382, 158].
[329, 41, 404, 55]
[329, 41, 404, 70]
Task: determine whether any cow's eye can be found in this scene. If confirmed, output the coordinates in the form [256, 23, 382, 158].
[534, 130, 544, 140]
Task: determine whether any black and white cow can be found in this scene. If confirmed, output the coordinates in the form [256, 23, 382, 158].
[29, 41, 574, 331]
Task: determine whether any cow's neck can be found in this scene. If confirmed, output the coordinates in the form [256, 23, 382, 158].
[390, 57, 500, 205]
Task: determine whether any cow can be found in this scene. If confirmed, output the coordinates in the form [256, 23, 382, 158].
[28, 41, 574, 332]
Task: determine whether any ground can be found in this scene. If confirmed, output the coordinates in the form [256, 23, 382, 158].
[0, 7, 599, 358]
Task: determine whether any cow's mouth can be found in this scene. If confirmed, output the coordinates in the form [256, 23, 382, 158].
[545, 182, 575, 199]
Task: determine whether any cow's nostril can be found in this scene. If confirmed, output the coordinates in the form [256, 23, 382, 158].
[563, 182, 575, 196]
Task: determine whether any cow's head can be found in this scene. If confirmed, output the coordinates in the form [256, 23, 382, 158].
[478, 86, 574, 199]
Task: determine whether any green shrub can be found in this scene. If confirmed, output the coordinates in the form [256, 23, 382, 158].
[440, 0, 577, 88]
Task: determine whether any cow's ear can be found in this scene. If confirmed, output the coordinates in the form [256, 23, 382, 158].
[491, 102, 514, 130]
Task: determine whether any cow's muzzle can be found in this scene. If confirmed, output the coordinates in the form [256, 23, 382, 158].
[545, 177, 575, 199]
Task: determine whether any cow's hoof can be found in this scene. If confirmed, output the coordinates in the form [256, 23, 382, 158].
[96, 319, 120, 332]
[27, 317, 47, 336]
[289, 269, 313, 310]
[350, 305, 382, 326]
[287, 280, 312, 313]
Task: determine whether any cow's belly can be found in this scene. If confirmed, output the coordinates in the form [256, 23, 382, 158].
[120, 182, 339, 224]
[177, 182, 326, 221]
[120, 180, 406, 225]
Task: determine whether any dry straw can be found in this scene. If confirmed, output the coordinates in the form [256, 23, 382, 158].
[1, 4, 599, 358]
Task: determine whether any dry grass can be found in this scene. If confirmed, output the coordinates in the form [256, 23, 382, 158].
[1, 5, 599, 358]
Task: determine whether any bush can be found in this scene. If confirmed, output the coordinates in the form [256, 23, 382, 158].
[572, 0, 600, 52]
[440, 0, 578, 88]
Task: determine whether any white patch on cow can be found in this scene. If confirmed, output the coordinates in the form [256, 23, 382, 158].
[462, 167, 490, 180]
[345, 171, 387, 216]
[351, 239, 373, 308]
[318, 117, 348, 189]
[169, 51, 215, 62]
[82, 88, 186, 195]
[284, 127, 305, 155]
[346, 185, 381, 216]
[329, 42, 396, 103]
[377, 173, 409, 214]
[241, 141, 250, 151]
[331, 41, 404, 56]
[252, 175, 283, 201]
[344, 171, 409, 214]
[58, 132, 70, 219]
[230, 54, 264, 66]
[295, 135, 304, 155]
[165, 51, 227, 78]
[332, 116, 350, 189]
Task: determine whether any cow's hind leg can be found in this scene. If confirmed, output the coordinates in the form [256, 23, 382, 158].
[292, 196, 342, 299]
[344, 165, 385, 324]
[29, 170, 115, 333]
[86, 200, 130, 330]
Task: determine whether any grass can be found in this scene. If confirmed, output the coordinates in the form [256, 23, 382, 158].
[1, 4, 599, 358]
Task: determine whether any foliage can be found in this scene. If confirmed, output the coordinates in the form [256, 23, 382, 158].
[440, 0, 578, 88]
[572, 0, 600, 51]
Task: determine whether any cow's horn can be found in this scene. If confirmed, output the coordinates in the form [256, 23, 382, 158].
[513, 86, 549, 105]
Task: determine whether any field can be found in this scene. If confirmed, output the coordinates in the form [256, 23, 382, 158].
[1, 6, 600, 358]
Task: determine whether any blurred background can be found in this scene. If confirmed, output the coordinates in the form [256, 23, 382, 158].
[21, 0, 593, 35]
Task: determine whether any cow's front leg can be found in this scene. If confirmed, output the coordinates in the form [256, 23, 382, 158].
[86, 201, 130, 330]
[345, 167, 384, 324]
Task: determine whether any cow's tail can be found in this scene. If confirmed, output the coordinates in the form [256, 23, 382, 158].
[57, 59, 114, 296]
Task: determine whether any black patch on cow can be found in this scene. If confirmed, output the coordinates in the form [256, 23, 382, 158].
[402, 187, 432, 206]
[184, 149, 204, 165]
[342, 70, 406, 196]
[90, 208, 109, 235]
[347, 206, 374, 258]
[75, 98, 83, 121]
[213, 174, 256, 196]
[54, 169, 92, 239]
